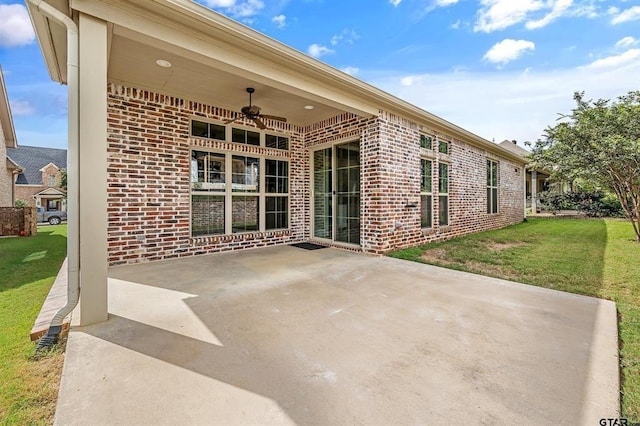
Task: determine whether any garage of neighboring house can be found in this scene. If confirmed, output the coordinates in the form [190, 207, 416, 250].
[27, 0, 526, 326]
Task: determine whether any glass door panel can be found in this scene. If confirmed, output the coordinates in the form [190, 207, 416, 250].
[313, 148, 332, 239]
[335, 141, 360, 244]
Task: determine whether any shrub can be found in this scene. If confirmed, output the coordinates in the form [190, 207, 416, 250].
[14, 199, 29, 208]
[538, 191, 624, 217]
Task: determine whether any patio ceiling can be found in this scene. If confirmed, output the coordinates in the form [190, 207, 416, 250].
[107, 26, 349, 127]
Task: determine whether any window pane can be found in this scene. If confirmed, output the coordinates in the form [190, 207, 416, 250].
[492, 188, 498, 213]
[421, 159, 432, 192]
[210, 124, 225, 140]
[439, 195, 449, 226]
[487, 160, 492, 186]
[420, 134, 432, 150]
[487, 188, 492, 214]
[191, 195, 224, 236]
[266, 196, 288, 230]
[247, 130, 260, 146]
[421, 195, 432, 228]
[265, 159, 289, 194]
[232, 196, 259, 233]
[438, 140, 449, 154]
[439, 163, 449, 194]
[191, 120, 208, 138]
[492, 162, 498, 186]
[266, 134, 289, 150]
[232, 156, 259, 192]
[232, 128, 245, 143]
[191, 151, 225, 192]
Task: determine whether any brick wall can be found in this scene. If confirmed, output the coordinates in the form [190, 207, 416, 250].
[107, 83, 524, 265]
[0, 207, 37, 236]
[107, 84, 306, 265]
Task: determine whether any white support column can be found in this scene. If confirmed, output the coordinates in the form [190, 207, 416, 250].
[77, 12, 108, 325]
[531, 170, 537, 214]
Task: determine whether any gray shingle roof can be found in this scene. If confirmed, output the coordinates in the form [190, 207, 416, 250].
[6, 145, 67, 185]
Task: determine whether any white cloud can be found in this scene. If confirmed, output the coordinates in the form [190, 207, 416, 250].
[435, 0, 460, 6]
[203, 0, 264, 17]
[389, 0, 402, 6]
[0, 4, 35, 48]
[525, 0, 572, 29]
[330, 29, 359, 46]
[272, 14, 286, 28]
[451, 19, 462, 29]
[341, 66, 360, 76]
[307, 44, 335, 58]
[483, 39, 535, 65]
[616, 36, 638, 49]
[584, 49, 640, 69]
[372, 54, 640, 144]
[9, 100, 35, 116]
[474, 0, 545, 33]
[611, 5, 640, 25]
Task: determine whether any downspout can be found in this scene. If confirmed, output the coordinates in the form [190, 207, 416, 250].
[28, 0, 80, 350]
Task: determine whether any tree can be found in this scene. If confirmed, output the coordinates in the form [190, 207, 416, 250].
[528, 91, 640, 242]
[60, 168, 67, 192]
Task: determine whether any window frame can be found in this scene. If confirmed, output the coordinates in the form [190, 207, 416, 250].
[420, 134, 433, 151]
[438, 138, 450, 155]
[438, 162, 450, 226]
[190, 118, 289, 151]
[420, 158, 433, 229]
[190, 148, 290, 236]
[487, 159, 499, 214]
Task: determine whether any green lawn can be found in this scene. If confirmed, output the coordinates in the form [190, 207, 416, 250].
[0, 225, 67, 425]
[390, 218, 640, 420]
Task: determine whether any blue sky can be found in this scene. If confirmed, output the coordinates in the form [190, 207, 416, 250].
[1, 0, 639, 149]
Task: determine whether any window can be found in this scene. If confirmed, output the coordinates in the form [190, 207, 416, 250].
[191, 120, 225, 141]
[438, 139, 450, 155]
[190, 150, 289, 236]
[266, 134, 289, 150]
[487, 159, 499, 214]
[438, 162, 449, 226]
[232, 128, 260, 146]
[420, 134, 432, 150]
[265, 159, 289, 230]
[47, 175, 56, 187]
[420, 159, 432, 228]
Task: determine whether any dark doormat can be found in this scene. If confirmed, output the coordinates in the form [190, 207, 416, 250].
[290, 242, 327, 250]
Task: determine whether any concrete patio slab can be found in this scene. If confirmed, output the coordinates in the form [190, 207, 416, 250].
[55, 246, 619, 425]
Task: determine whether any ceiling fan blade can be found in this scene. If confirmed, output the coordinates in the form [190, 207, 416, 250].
[260, 114, 287, 122]
[253, 117, 267, 130]
[224, 114, 242, 125]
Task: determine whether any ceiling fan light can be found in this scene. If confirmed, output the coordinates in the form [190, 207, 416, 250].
[155, 59, 172, 68]
[304, 105, 315, 110]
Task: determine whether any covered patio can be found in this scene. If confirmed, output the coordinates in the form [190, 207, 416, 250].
[55, 246, 619, 424]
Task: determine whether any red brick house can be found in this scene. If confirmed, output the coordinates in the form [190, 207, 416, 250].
[1, 66, 21, 207]
[27, 0, 526, 326]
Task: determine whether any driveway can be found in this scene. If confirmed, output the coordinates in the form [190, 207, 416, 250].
[55, 245, 619, 425]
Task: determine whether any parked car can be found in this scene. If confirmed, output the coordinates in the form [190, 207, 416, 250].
[37, 206, 67, 225]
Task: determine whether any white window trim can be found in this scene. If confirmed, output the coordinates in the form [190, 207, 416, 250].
[190, 117, 290, 151]
[487, 159, 499, 214]
[438, 161, 450, 226]
[420, 157, 433, 229]
[190, 147, 290, 236]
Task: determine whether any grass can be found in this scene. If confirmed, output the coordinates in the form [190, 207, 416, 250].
[0, 225, 67, 425]
[390, 217, 640, 420]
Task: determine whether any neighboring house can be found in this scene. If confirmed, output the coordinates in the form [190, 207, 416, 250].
[0, 66, 22, 207]
[499, 140, 573, 212]
[6, 145, 67, 212]
[27, 0, 527, 326]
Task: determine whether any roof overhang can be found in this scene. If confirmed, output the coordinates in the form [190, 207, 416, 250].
[28, 0, 526, 164]
[6, 156, 23, 172]
[0, 66, 18, 148]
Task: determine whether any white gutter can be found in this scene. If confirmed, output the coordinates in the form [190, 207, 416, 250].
[26, 0, 80, 348]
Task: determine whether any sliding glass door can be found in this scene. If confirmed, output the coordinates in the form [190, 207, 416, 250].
[312, 141, 360, 245]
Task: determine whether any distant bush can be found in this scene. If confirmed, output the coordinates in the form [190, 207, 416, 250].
[538, 191, 624, 217]
[14, 199, 29, 208]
